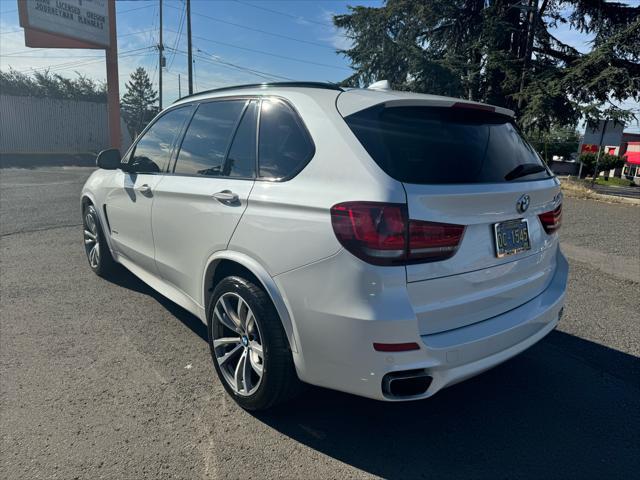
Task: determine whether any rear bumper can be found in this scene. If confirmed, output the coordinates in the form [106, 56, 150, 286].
[275, 248, 568, 401]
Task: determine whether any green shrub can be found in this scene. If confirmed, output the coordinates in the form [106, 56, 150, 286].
[578, 152, 625, 176]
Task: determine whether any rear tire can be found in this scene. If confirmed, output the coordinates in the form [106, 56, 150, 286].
[207, 276, 300, 411]
[82, 204, 116, 278]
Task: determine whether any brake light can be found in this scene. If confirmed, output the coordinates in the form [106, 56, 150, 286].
[539, 204, 562, 234]
[330, 202, 465, 265]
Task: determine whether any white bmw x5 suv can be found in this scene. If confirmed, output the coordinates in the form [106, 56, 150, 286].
[81, 82, 568, 410]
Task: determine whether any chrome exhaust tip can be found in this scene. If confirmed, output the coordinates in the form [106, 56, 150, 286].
[382, 369, 432, 398]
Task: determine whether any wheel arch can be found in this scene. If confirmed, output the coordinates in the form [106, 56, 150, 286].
[80, 193, 116, 255]
[202, 251, 298, 353]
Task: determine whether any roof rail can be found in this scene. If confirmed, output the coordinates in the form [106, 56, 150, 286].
[173, 81, 343, 104]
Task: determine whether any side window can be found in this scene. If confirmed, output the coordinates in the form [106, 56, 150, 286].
[174, 100, 246, 176]
[127, 106, 192, 173]
[225, 100, 258, 178]
[258, 98, 314, 179]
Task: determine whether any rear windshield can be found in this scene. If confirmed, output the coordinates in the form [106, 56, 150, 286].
[344, 105, 552, 184]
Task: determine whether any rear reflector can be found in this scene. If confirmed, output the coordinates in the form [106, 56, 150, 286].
[373, 342, 420, 352]
[539, 204, 562, 234]
[330, 201, 465, 266]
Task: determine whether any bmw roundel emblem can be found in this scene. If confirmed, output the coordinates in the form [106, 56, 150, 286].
[516, 194, 530, 214]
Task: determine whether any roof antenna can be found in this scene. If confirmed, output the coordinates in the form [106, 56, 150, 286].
[367, 80, 391, 90]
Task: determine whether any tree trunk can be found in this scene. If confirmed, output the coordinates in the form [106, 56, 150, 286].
[517, 0, 539, 111]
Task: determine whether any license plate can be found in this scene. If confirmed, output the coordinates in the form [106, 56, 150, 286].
[493, 219, 531, 258]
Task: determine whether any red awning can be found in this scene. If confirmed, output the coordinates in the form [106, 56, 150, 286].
[625, 142, 640, 165]
[625, 150, 640, 166]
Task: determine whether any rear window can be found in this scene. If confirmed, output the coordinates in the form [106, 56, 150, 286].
[344, 105, 551, 184]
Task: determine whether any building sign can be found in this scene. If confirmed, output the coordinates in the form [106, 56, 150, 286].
[582, 119, 625, 147]
[580, 144, 599, 154]
[19, 0, 109, 47]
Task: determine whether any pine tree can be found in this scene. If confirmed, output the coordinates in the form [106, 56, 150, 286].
[334, 0, 639, 134]
[121, 67, 158, 136]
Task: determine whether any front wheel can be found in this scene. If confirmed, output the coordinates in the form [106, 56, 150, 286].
[208, 276, 300, 410]
[83, 204, 115, 277]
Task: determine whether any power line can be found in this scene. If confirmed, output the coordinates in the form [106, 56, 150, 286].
[21, 52, 155, 76]
[30, 51, 156, 75]
[12, 47, 155, 74]
[191, 46, 292, 80]
[1, 54, 108, 59]
[234, 0, 333, 28]
[1, 29, 156, 57]
[165, 27, 350, 71]
[197, 49, 294, 81]
[165, 3, 334, 50]
[119, 4, 156, 14]
[167, 46, 295, 81]
[167, 0, 186, 71]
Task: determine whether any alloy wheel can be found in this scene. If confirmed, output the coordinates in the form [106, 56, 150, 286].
[212, 292, 264, 396]
[83, 212, 100, 269]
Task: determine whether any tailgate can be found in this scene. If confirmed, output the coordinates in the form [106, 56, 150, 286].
[405, 179, 561, 335]
[404, 179, 561, 282]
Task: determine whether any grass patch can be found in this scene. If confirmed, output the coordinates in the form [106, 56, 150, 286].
[593, 177, 636, 188]
[560, 177, 640, 204]
[560, 178, 597, 199]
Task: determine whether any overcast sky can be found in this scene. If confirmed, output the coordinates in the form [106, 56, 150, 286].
[0, 0, 638, 132]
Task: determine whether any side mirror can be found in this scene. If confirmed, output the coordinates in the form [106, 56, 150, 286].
[96, 148, 122, 170]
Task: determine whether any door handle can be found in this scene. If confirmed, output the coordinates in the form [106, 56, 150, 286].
[136, 184, 152, 196]
[212, 190, 239, 205]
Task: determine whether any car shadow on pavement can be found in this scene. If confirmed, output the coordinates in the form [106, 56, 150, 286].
[253, 332, 640, 479]
[105, 265, 208, 342]
[105, 267, 639, 478]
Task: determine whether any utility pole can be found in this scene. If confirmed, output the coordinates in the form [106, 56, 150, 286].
[106, 0, 121, 150]
[590, 120, 608, 186]
[158, 0, 163, 110]
[187, 0, 193, 94]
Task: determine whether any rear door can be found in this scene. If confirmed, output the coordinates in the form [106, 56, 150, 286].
[151, 99, 258, 304]
[344, 103, 562, 334]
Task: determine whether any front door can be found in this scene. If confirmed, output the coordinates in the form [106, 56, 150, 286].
[106, 171, 163, 273]
[105, 105, 193, 275]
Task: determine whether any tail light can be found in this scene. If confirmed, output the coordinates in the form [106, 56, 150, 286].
[539, 204, 562, 234]
[330, 202, 465, 266]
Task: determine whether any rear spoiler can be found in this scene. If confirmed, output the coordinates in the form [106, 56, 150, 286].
[372, 99, 514, 118]
[336, 89, 514, 118]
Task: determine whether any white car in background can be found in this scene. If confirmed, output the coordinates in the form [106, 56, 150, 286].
[81, 82, 567, 410]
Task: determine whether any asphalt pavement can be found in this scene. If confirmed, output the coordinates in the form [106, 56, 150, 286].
[1, 167, 639, 479]
[591, 183, 640, 199]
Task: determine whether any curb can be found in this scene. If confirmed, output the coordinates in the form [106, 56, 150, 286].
[561, 188, 640, 205]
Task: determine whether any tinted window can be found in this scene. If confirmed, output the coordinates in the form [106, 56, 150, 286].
[258, 99, 314, 179]
[345, 106, 552, 184]
[174, 100, 245, 176]
[127, 106, 192, 173]
[225, 100, 258, 178]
